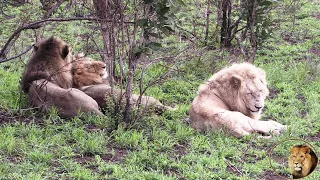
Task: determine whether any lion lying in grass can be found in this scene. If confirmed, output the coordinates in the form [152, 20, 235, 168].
[72, 54, 174, 113]
[21, 37, 103, 117]
[189, 63, 287, 137]
[21, 37, 172, 118]
[72, 54, 109, 88]
[289, 145, 318, 179]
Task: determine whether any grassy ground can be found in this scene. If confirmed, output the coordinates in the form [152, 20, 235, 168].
[0, 1, 320, 180]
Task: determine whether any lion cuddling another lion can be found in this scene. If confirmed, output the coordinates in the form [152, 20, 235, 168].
[288, 145, 318, 179]
[72, 54, 108, 88]
[71, 54, 174, 113]
[21, 37, 173, 117]
[21, 37, 104, 117]
[189, 63, 287, 137]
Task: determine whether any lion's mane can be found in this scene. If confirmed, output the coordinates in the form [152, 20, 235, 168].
[189, 63, 286, 137]
[288, 145, 318, 179]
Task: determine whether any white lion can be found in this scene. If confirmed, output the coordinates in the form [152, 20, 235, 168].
[189, 63, 287, 137]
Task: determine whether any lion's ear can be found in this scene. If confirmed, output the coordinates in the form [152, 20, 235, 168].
[61, 45, 69, 58]
[33, 44, 38, 51]
[230, 75, 242, 89]
[305, 147, 311, 154]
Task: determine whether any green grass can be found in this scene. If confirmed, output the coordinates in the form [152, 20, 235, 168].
[0, 1, 320, 179]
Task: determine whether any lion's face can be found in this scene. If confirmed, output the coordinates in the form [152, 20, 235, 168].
[288, 145, 315, 178]
[290, 150, 308, 171]
[241, 78, 269, 114]
[86, 61, 107, 78]
[73, 58, 107, 78]
[230, 73, 269, 115]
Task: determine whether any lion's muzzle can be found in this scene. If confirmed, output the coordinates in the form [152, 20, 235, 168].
[294, 163, 302, 171]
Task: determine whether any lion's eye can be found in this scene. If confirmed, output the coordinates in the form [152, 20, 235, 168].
[300, 156, 304, 158]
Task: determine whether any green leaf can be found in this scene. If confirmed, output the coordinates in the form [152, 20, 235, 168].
[149, 32, 163, 39]
[146, 42, 162, 51]
[143, 0, 154, 4]
[160, 7, 170, 15]
[260, 0, 273, 7]
[164, 26, 174, 32]
[137, 19, 148, 27]
[174, 0, 186, 6]
[132, 47, 142, 54]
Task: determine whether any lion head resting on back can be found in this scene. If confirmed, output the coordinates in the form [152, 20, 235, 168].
[189, 63, 286, 137]
[288, 145, 318, 179]
[72, 54, 108, 88]
[72, 53, 174, 113]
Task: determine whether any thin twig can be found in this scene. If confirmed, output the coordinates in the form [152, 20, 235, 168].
[224, 159, 243, 175]
[0, 17, 134, 59]
[0, 44, 34, 63]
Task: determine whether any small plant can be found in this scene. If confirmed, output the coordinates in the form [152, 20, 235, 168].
[114, 127, 145, 149]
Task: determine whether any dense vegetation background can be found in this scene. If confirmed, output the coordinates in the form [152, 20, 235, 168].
[0, 0, 319, 179]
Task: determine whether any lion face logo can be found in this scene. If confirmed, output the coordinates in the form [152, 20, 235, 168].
[288, 145, 318, 179]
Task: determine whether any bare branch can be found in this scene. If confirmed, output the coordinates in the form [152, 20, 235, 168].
[0, 44, 34, 63]
[0, 17, 134, 59]
[43, 0, 65, 19]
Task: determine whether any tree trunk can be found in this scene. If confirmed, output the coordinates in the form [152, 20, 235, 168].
[248, 0, 258, 63]
[123, 51, 136, 123]
[214, 0, 222, 44]
[220, 0, 232, 48]
[123, 7, 138, 124]
[93, 0, 116, 81]
[204, 0, 211, 46]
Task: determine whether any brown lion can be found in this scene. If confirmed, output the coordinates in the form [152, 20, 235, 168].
[289, 145, 318, 179]
[21, 37, 73, 92]
[71, 55, 174, 112]
[189, 63, 287, 137]
[72, 55, 108, 88]
[21, 37, 103, 117]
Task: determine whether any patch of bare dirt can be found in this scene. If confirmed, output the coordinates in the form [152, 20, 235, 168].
[296, 94, 308, 118]
[173, 143, 188, 158]
[242, 152, 264, 163]
[307, 132, 320, 141]
[271, 154, 287, 165]
[283, 34, 298, 44]
[261, 170, 287, 180]
[73, 147, 129, 175]
[225, 160, 242, 176]
[0, 108, 41, 124]
[74, 155, 99, 172]
[313, 13, 320, 19]
[74, 147, 129, 166]
[164, 167, 181, 178]
[101, 147, 129, 163]
[6, 156, 23, 163]
[268, 87, 280, 100]
[86, 124, 104, 132]
[310, 46, 320, 56]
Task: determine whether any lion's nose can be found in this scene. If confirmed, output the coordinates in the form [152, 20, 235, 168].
[295, 162, 299, 165]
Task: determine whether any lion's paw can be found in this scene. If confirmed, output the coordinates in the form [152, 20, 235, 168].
[266, 120, 287, 135]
